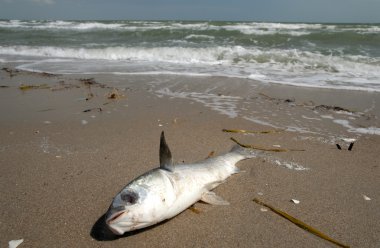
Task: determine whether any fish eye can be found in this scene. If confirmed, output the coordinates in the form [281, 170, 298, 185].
[120, 190, 138, 205]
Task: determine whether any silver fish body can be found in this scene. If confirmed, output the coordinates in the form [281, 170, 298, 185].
[105, 132, 256, 235]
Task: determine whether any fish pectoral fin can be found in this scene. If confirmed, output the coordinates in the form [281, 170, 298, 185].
[201, 191, 230, 205]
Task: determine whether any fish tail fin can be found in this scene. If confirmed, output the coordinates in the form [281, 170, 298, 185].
[222, 145, 258, 174]
[229, 144, 260, 159]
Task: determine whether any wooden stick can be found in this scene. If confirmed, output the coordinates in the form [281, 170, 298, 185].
[230, 137, 305, 152]
[223, 129, 282, 134]
[253, 198, 350, 248]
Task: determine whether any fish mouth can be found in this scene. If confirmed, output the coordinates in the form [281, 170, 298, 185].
[106, 210, 127, 225]
[105, 210, 129, 235]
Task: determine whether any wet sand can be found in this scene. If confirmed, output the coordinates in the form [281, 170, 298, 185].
[0, 67, 379, 248]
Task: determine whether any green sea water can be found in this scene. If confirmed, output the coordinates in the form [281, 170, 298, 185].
[1, 20, 380, 91]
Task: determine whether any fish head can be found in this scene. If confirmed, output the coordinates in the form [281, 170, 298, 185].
[105, 182, 169, 235]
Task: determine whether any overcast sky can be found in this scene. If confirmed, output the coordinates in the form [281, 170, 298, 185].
[1, 0, 379, 23]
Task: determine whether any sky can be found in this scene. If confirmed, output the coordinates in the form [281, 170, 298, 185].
[0, 0, 379, 23]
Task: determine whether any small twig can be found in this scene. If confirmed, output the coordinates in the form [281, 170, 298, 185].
[83, 107, 102, 113]
[223, 129, 282, 134]
[253, 198, 350, 248]
[230, 137, 305, 152]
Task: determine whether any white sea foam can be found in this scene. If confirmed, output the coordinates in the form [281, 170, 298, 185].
[0, 45, 229, 64]
[1, 20, 378, 38]
[1, 20, 364, 35]
[243, 116, 282, 129]
[333, 119, 380, 135]
[4, 49, 379, 91]
[0, 20, 125, 30]
[156, 88, 241, 118]
[270, 157, 310, 171]
[302, 115, 321, 121]
[321, 115, 334, 119]
[221, 23, 316, 36]
[185, 34, 215, 40]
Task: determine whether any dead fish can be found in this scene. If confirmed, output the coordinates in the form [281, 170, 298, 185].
[105, 132, 257, 235]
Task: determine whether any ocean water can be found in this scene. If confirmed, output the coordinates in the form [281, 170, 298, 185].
[1, 20, 380, 92]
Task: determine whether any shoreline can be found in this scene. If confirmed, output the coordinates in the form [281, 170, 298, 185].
[1, 66, 379, 247]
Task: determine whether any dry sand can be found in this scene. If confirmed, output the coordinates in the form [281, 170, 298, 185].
[0, 67, 379, 248]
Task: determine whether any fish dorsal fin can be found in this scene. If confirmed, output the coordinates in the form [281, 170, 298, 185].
[159, 131, 174, 171]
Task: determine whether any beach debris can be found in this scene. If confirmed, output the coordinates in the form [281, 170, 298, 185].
[335, 142, 355, 151]
[313, 104, 354, 114]
[19, 84, 50, 91]
[51, 81, 81, 91]
[362, 194, 371, 201]
[189, 205, 202, 214]
[83, 107, 102, 113]
[79, 78, 105, 100]
[253, 198, 350, 248]
[341, 138, 356, 143]
[290, 199, 300, 204]
[259, 92, 297, 105]
[86, 92, 94, 101]
[348, 143, 354, 151]
[222, 128, 282, 134]
[81, 120, 88, 125]
[79, 77, 97, 85]
[230, 137, 305, 152]
[0, 85, 10, 88]
[260, 207, 268, 212]
[43, 121, 52, 124]
[257, 192, 264, 196]
[206, 151, 215, 159]
[341, 138, 356, 151]
[2, 67, 19, 77]
[8, 239, 23, 248]
[86, 85, 95, 100]
[107, 88, 125, 100]
[284, 98, 295, 103]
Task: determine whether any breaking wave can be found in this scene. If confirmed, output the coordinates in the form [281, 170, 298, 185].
[1, 20, 380, 92]
[1, 20, 379, 35]
[1, 44, 380, 92]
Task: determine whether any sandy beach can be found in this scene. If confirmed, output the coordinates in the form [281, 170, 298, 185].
[1, 67, 379, 248]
